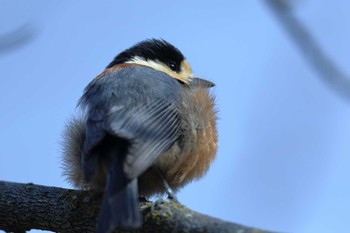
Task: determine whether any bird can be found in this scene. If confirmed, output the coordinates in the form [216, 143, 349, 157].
[61, 38, 218, 233]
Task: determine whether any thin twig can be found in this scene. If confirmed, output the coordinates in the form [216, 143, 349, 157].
[264, 0, 350, 101]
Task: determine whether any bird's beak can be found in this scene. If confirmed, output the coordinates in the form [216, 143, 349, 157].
[190, 77, 215, 88]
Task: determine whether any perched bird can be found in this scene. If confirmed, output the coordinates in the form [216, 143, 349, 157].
[62, 39, 218, 233]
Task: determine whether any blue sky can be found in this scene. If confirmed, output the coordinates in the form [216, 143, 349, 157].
[1, 1, 350, 232]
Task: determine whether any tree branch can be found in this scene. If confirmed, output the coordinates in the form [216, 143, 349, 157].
[0, 24, 37, 54]
[264, 0, 350, 101]
[0, 181, 273, 233]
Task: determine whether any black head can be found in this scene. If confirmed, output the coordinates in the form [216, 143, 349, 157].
[106, 39, 185, 73]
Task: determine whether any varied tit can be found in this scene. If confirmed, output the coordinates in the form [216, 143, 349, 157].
[62, 39, 218, 233]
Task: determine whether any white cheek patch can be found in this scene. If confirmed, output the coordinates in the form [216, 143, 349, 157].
[126, 56, 166, 72]
[127, 56, 193, 84]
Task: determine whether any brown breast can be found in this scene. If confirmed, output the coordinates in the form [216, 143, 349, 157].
[138, 85, 218, 196]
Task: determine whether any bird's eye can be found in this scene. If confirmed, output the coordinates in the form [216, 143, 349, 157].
[168, 61, 178, 72]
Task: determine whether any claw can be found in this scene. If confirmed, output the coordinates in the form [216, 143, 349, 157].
[151, 197, 170, 212]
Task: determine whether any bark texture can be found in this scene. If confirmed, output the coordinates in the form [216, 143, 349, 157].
[0, 181, 273, 233]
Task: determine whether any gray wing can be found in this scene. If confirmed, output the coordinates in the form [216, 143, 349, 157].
[79, 65, 181, 180]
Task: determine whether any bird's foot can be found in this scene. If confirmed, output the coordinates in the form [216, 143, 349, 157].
[150, 168, 179, 212]
[151, 195, 177, 213]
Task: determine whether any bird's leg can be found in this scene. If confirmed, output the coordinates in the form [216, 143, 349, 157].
[155, 168, 177, 201]
[151, 169, 178, 213]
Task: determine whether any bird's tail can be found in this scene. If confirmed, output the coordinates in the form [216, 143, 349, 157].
[96, 155, 142, 233]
